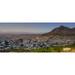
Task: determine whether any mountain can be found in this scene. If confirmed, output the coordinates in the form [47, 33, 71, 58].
[43, 25, 75, 36]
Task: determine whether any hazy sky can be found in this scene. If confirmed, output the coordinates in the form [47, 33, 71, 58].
[0, 23, 75, 33]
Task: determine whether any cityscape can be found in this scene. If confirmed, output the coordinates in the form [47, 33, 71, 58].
[0, 23, 75, 52]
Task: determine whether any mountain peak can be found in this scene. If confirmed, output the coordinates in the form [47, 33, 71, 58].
[58, 25, 70, 29]
[51, 25, 70, 33]
[59, 25, 65, 28]
[43, 25, 75, 36]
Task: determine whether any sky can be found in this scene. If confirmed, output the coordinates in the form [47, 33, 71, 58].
[0, 23, 75, 33]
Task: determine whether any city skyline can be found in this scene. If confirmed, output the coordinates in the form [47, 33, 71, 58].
[0, 23, 75, 33]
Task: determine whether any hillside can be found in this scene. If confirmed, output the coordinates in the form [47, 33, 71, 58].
[42, 25, 75, 36]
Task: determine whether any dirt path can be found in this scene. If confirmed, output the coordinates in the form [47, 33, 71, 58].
[63, 47, 75, 52]
[71, 48, 75, 52]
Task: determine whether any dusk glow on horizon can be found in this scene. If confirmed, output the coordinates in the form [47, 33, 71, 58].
[0, 23, 75, 33]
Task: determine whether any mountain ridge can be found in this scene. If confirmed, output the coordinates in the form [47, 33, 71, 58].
[42, 25, 75, 36]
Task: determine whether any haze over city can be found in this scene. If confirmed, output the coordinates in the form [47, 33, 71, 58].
[0, 23, 75, 34]
[0, 23, 75, 52]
